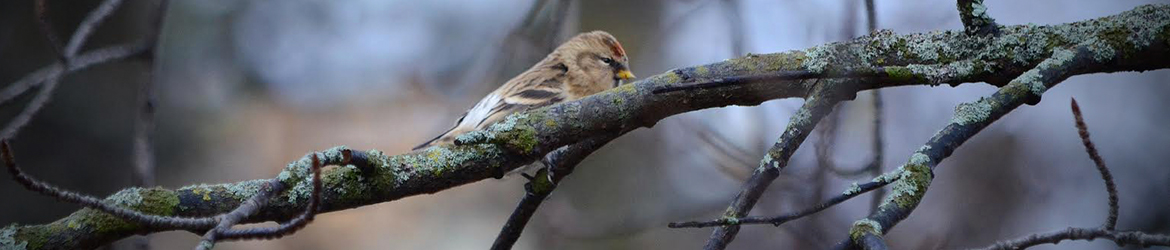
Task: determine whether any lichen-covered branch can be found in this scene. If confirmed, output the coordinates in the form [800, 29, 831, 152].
[838, 31, 1168, 248]
[2, 4, 1169, 250]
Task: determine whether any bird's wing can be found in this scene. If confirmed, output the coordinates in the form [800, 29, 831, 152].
[413, 68, 568, 150]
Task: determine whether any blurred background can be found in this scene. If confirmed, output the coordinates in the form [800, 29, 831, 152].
[2, 0, 1168, 249]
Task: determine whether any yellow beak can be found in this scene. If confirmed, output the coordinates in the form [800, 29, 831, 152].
[617, 69, 636, 80]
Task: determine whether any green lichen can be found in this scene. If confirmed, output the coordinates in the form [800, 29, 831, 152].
[849, 218, 883, 241]
[225, 179, 269, 200]
[884, 66, 915, 82]
[480, 113, 540, 154]
[118, 188, 180, 216]
[325, 165, 370, 202]
[1, 225, 27, 250]
[612, 83, 638, 95]
[879, 163, 933, 209]
[693, 65, 709, 76]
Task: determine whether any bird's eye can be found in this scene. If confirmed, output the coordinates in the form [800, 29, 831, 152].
[600, 57, 615, 64]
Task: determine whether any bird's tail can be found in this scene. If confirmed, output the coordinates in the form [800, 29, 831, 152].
[413, 126, 460, 151]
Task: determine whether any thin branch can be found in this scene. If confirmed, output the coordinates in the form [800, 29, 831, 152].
[33, 0, 64, 59]
[0, 41, 151, 106]
[704, 81, 847, 250]
[0, 76, 61, 140]
[670, 173, 899, 228]
[491, 135, 616, 250]
[974, 227, 1170, 250]
[838, 44, 1107, 249]
[63, 0, 125, 58]
[2, 140, 218, 229]
[2, 0, 134, 140]
[1070, 98, 1119, 231]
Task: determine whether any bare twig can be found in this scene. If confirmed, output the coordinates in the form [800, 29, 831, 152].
[2, 140, 218, 229]
[491, 135, 617, 250]
[974, 227, 1170, 250]
[63, 0, 125, 58]
[670, 173, 899, 228]
[2, 0, 133, 140]
[33, 0, 64, 59]
[704, 82, 847, 250]
[0, 77, 61, 140]
[0, 41, 150, 106]
[1070, 98, 1119, 231]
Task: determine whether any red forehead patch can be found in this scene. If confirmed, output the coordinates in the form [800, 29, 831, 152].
[605, 38, 627, 59]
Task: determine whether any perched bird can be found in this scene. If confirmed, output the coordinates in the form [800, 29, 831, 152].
[414, 30, 635, 151]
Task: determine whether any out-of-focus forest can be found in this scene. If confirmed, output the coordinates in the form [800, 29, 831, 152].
[1, 0, 1168, 249]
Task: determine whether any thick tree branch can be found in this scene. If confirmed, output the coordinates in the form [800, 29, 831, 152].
[2, 4, 1169, 249]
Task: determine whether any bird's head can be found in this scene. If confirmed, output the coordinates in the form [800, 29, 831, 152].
[558, 31, 635, 88]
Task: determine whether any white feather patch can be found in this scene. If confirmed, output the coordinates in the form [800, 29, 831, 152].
[461, 92, 502, 129]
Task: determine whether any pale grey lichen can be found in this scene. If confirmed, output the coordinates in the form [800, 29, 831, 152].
[723, 217, 740, 225]
[1, 225, 27, 250]
[871, 165, 904, 183]
[282, 153, 319, 203]
[1125, 5, 1170, 49]
[802, 46, 834, 73]
[842, 182, 862, 196]
[758, 152, 776, 169]
[970, 3, 988, 19]
[107, 187, 144, 207]
[1082, 38, 1117, 62]
[226, 179, 270, 199]
[951, 99, 992, 126]
[908, 152, 932, 166]
[1020, 47, 1077, 97]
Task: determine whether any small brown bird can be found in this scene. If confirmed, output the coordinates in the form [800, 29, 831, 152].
[414, 30, 635, 150]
